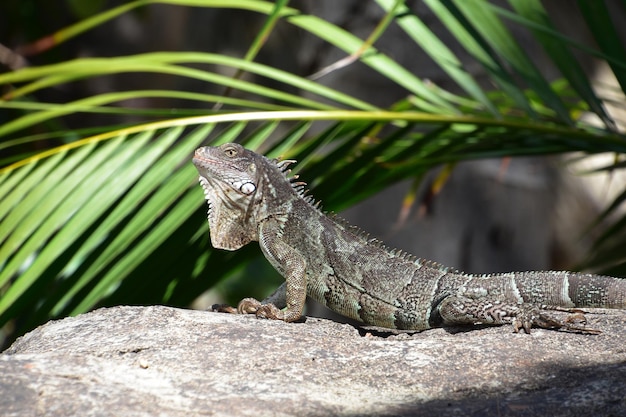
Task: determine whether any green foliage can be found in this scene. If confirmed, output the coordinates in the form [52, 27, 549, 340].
[1, 0, 626, 345]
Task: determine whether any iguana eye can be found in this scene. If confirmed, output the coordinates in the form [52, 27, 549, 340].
[223, 146, 237, 157]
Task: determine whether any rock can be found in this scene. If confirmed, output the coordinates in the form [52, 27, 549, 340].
[2, 305, 626, 416]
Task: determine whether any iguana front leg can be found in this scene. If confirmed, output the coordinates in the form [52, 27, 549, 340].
[213, 220, 308, 323]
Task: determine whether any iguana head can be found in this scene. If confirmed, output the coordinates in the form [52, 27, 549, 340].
[192, 143, 263, 250]
[193, 142, 300, 250]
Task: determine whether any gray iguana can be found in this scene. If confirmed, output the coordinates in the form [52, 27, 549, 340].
[192, 143, 626, 333]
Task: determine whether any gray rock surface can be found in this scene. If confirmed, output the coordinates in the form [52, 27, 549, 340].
[2, 305, 626, 416]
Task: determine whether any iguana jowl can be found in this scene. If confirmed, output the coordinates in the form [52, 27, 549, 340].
[193, 143, 626, 333]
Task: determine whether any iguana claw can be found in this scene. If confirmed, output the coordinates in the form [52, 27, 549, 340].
[211, 298, 287, 321]
[237, 298, 285, 320]
[211, 303, 238, 314]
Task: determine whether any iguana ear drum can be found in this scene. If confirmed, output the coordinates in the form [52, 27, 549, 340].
[232, 179, 256, 195]
[193, 144, 626, 334]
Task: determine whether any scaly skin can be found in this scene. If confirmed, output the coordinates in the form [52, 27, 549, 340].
[193, 143, 626, 333]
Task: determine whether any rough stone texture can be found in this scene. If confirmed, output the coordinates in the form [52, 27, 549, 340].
[2, 305, 626, 416]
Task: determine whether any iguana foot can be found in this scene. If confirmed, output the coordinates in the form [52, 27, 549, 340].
[513, 306, 601, 334]
[210, 298, 263, 315]
[239, 298, 291, 321]
[211, 298, 287, 321]
[254, 303, 285, 320]
[512, 306, 556, 333]
[237, 297, 263, 314]
[234, 297, 280, 318]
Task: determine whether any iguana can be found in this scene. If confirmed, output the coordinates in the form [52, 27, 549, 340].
[192, 143, 626, 333]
